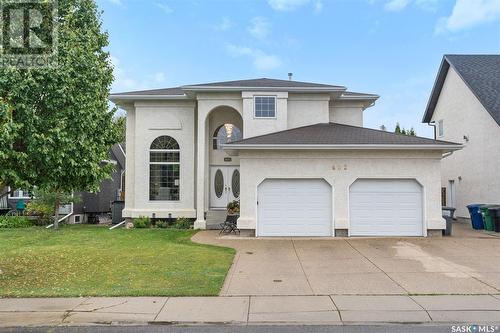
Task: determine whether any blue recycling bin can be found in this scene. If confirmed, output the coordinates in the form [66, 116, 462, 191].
[467, 204, 485, 230]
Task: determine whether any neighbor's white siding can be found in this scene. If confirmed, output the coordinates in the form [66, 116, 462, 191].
[237, 150, 444, 234]
[430, 67, 500, 217]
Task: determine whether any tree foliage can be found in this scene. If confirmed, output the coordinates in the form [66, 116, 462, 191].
[394, 123, 416, 136]
[0, 0, 119, 227]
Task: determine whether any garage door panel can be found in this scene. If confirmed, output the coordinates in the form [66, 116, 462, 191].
[258, 179, 332, 237]
[350, 179, 423, 237]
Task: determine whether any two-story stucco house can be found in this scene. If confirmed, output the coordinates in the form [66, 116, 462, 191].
[423, 55, 500, 218]
[110, 78, 461, 237]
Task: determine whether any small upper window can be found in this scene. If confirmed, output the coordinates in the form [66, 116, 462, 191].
[438, 119, 444, 137]
[254, 96, 276, 118]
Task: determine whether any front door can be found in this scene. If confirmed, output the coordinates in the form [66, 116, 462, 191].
[210, 166, 240, 209]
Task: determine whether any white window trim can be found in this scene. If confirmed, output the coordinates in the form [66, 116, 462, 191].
[438, 119, 444, 138]
[149, 140, 181, 202]
[253, 95, 277, 119]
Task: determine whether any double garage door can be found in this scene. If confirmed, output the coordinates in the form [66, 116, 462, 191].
[257, 178, 423, 237]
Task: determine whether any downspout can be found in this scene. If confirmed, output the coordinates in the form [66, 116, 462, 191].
[442, 151, 454, 159]
[428, 121, 437, 140]
[46, 202, 74, 229]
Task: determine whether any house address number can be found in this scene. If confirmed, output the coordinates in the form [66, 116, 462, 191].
[332, 164, 348, 171]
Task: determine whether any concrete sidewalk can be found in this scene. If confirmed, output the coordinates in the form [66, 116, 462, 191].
[1, 295, 500, 327]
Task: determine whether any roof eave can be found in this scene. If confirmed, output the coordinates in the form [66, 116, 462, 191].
[181, 85, 347, 93]
[422, 57, 450, 123]
[338, 95, 380, 101]
[109, 94, 189, 102]
[222, 144, 463, 151]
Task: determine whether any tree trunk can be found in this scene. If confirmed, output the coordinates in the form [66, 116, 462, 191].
[53, 192, 60, 230]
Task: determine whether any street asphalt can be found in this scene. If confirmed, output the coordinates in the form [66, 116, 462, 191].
[0, 325, 464, 333]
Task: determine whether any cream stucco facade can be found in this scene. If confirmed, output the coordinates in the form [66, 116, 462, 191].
[237, 150, 445, 235]
[429, 67, 500, 217]
[111, 78, 459, 237]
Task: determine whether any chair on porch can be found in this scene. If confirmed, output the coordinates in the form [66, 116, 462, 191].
[219, 214, 240, 235]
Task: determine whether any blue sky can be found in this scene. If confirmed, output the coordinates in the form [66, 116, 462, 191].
[98, 0, 500, 138]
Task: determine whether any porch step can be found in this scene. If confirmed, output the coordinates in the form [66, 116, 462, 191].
[206, 210, 227, 230]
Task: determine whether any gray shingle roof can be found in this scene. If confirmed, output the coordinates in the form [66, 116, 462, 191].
[183, 78, 345, 89]
[227, 123, 461, 146]
[111, 87, 184, 96]
[423, 55, 500, 126]
[110, 78, 347, 98]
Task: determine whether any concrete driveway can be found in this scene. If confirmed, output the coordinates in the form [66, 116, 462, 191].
[192, 222, 500, 296]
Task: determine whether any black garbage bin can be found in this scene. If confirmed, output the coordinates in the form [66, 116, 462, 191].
[111, 200, 125, 225]
[442, 206, 456, 236]
[490, 207, 500, 233]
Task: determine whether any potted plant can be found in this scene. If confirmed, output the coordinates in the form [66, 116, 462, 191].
[227, 200, 240, 215]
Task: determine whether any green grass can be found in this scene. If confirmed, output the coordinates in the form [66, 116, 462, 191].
[0, 225, 235, 297]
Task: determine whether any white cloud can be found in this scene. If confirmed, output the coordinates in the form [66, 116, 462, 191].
[415, 0, 439, 11]
[383, 0, 438, 11]
[152, 72, 166, 84]
[313, 0, 323, 13]
[226, 44, 282, 71]
[156, 2, 173, 14]
[267, 0, 311, 11]
[384, 0, 411, 11]
[436, 0, 500, 34]
[213, 17, 232, 31]
[247, 17, 271, 39]
[110, 56, 168, 92]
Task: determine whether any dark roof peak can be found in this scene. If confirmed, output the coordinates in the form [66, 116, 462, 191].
[423, 54, 500, 126]
[183, 77, 345, 89]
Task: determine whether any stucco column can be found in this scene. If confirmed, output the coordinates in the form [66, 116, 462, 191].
[194, 108, 207, 229]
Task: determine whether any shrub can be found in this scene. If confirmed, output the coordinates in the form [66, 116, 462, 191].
[25, 201, 53, 225]
[171, 217, 192, 230]
[0, 216, 34, 229]
[155, 220, 168, 228]
[133, 216, 151, 228]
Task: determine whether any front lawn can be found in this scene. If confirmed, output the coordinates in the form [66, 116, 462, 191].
[0, 225, 235, 297]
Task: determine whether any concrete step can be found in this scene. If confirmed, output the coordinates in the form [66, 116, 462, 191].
[206, 210, 227, 230]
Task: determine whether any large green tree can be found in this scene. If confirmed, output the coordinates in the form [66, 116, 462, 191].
[0, 0, 119, 228]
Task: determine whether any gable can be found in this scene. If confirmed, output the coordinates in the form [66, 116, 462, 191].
[423, 55, 500, 126]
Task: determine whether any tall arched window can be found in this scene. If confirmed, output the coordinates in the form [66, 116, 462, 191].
[150, 136, 180, 201]
[213, 124, 242, 149]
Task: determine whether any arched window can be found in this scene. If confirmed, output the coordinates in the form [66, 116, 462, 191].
[150, 136, 180, 201]
[213, 124, 242, 149]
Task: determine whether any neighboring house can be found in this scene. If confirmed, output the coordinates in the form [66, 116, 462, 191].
[2, 144, 126, 222]
[71, 143, 126, 223]
[422, 55, 500, 218]
[110, 78, 461, 237]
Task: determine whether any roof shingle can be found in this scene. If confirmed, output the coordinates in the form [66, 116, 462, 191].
[423, 55, 500, 126]
[183, 78, 345, 89]
[111, 87, 184, 96]
[227, 123, 461, 146]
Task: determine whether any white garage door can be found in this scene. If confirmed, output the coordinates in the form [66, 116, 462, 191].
[257, 179, 332, 237]
[349, 179, 423, 236]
